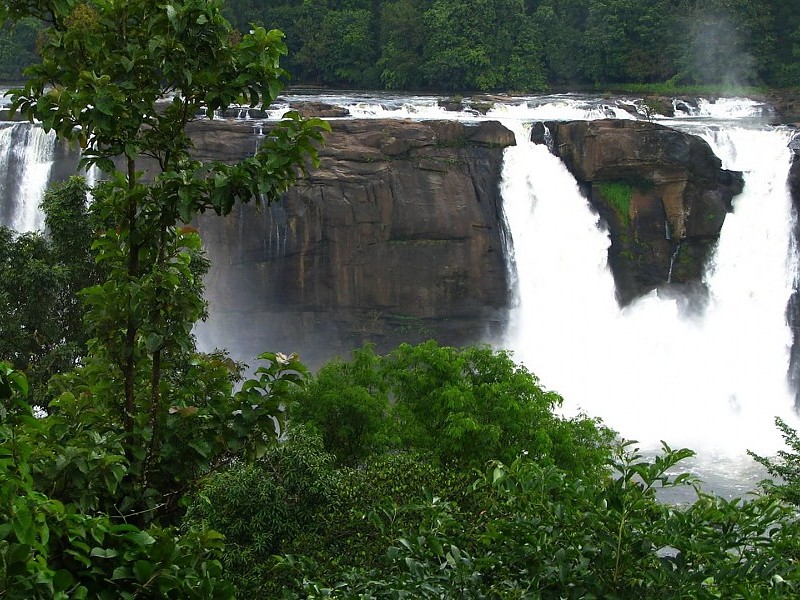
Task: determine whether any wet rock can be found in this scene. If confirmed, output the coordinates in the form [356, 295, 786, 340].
[547, 119, 743, 305]
[786, 135, 800, 406]
[287, 101, 350, 118]
[194, 118, 515, 366]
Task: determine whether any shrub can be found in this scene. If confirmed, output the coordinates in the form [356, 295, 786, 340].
[750, 417, 800, 506]
[290, 345, 393, 466]
[291, 341, 613, 476]
[184, 426, 338, 598]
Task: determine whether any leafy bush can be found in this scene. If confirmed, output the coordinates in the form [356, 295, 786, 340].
[184, 426, 339, 598]
[289, 443, 800, 599]
[0, 177, 102, 407]
[0, 362, 236, 599]
[291, 341, 613, 476]
[290, 345, 393, 466]
[750, 417, 800, 507]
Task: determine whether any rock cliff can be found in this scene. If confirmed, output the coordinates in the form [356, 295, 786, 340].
[194, 118, 514, 367]
[534, 119, 744, 305]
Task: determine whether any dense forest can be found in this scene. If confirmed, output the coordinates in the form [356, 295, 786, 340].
[2, 0, 799, 90]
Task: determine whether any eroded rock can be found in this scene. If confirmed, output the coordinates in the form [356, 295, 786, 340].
[539, 119, 744, 305]
[195, 118, 514, 366]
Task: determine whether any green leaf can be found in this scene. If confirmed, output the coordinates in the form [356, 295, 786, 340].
[133, 560, 155, 583]
[165, 5, 178, 29]
[90, 547, 120, 559]
[122, 530, 155, 547]
[53, 569, 75, 592]
[11, 505, 35, 545]
[111, 566, 133, 580]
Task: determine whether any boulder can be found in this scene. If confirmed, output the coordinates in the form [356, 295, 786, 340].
[540, 119, 744, 304]
[287, 101, 351, 118]
[195, 118, 514, 367]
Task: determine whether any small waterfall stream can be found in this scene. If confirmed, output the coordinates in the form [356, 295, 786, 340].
[0, 122, 56, 231]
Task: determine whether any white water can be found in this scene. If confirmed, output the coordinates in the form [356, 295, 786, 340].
[496, 110, 798, 496]
[3, 92, 797, 493]
[264, 92, 800, 482]
[0, 122, 56, 232]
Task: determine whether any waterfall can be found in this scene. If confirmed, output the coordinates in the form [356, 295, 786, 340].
[3, 91, 795, 488]
[0, 122, 57, 232]
[500, 121, 799, 467]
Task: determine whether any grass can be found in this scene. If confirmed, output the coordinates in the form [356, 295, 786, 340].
[599, 181, 633, 224]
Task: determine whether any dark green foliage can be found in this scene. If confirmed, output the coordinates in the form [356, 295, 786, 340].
[420, 0, 547, 91]
[185, 427, 338, 598]
[292, 341, 613, 474]
[0, 177, 101, 406]
[291, 345, 393, 466]
[61, 0, 795, 91]
[378, 0, 425, 89]
[0, 18, 37, 81]
[0, 362, 236, 599]
[186, 439, 476, 598]
[9, 0, 797, 91]
[582, 0, 683, 84]
[286, 442, 800, 598]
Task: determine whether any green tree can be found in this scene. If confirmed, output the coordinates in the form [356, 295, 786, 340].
[0, 362, 238, 598]
[291, 344, 393, 466]
[421, 0, 547, 91]
[291, 341, 612, 474]
[185, 426, 340, 598]
[384, 341, 610, 471]
[0, 177, 100, 406]
[673, 0, 772, 86]
[531, 0, 590, 85]
[378, 0, 426, 89]
[0, 18, 38, 81]
[762, 0, 800, 86]
[582, 0, 681, 83]
[1, 0, 326, 521]
[750, 417, 800, 507]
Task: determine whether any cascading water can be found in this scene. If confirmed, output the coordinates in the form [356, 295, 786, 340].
[498, 112, 799, 494]
[0, 122, 57, 232]
[3, 90, 796, 493]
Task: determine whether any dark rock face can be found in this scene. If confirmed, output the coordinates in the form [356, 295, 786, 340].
[538, 119, 744, 305]
[195, 118, 514, 367]
[762, 90, 800, 126]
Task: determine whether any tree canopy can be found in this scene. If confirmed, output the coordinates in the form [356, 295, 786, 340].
[8, 0, 791, 89]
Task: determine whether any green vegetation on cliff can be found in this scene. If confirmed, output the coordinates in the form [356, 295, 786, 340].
[599, 180, 634, 223]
